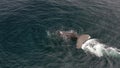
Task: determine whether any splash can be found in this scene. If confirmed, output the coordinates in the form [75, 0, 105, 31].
[81, 39, 120, 58]
[46, 30, 120, 58]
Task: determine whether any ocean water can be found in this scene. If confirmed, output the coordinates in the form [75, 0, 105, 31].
[1, 0, 120, 68]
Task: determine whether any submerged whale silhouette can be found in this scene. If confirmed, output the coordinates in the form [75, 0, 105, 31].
[58, 30, 91, 49]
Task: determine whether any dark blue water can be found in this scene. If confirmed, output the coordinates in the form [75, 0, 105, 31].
[1, 0, 120, 68]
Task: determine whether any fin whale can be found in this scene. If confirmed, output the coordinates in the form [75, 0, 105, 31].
[58, 30, 91, 49]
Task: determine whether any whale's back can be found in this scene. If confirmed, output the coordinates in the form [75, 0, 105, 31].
[76, 34, 91, 49]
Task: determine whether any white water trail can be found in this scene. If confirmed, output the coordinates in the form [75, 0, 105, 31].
[81, 39, 120, 58]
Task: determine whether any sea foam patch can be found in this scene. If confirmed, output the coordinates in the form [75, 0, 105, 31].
[81, 39, 120, 58]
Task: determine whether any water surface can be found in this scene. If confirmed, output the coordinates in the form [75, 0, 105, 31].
[0, 0, 120, 68]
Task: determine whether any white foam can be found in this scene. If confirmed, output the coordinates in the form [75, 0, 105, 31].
[81, 39, 120, 58]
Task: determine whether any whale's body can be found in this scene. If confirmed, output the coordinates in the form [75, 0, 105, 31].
[58, 30, 91, 49]
[76, 34, 91, 49]
[57, 30, 120, 58]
